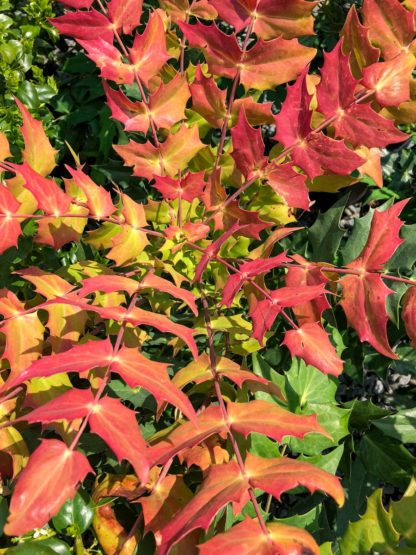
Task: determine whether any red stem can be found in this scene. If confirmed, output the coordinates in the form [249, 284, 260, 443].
[200, 289, 271, 538]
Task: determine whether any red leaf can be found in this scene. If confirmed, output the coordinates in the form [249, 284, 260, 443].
[221, 252, 290, 307]
[152, 171, 205, 203]
[78, 274, 140, 297]
[231, 108, 268, 179]
[250, 284, 327, 343]
[105, 73, 190, 132]
[156, 451, 342, 554]
[20, 388, 94, 424]
[148, 405, 225, 466]
[78, 38, 134, 84]
[189, 66, 226, 128]
[317, 41, 407, 147]
[340, 273, 397, 359]
[4, 162, 71, 216]
[402, 286, 416, 347]
[285, 254, 330, 325]
[362, 53, 415, 107]
[50, 10, 114, 42]
[154, 461, 246, 555]
[347, 200, 408, 271]
[340, 5, 380, 77]
[181, 21, 316, 90]
[362, 0, 415, 60]
[89, 396, 149, 482]
[0, 185, 22, 253]
[266, 163, 309, 210]
[245, 453, 344, 505]
[111, 345, 197, 422]
[274, 70, 363, 179]
[42, 300, 199, 358]
[227, 399, 330, 442]
[129, 12, 170, 87]
[3, 338, 114, 391]
[107, 0, 143, 35]
[209, 0, 317, 39]
[199, 517, 319, 555]
[65, 165, 116, 218]
[282, 322, 344, 376]
[4, 439, 92, 536]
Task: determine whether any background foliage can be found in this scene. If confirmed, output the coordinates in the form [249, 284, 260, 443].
[0, 0, 415, 554]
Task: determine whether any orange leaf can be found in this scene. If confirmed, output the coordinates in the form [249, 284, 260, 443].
[362, 52, 415, 107]
[282, 322, 344, 376]
[199, 517, 319, 555]
[4, 439, 92, 536]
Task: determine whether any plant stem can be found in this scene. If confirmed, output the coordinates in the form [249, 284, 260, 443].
[200, 288, 271, 539]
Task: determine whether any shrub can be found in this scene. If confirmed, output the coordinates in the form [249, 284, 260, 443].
[0, 0, 416, 553]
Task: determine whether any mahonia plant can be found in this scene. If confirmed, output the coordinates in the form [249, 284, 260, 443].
[0, 0, 416, 553]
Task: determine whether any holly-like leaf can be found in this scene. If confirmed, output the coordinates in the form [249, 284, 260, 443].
[115, 124, 204, 179]
[340, 200, 408, 358]
[221, 252, 290, 307]
[362, 53, 415, 107]
[156, 452, 342, 554]
[50, 10, 114, 42]
[152, 171, 205, 204]
[4, 439, 92, 536]
[282, 322, 344, 376]
[285, 255, 330, 325]
[110, 345, 197, 421]
[4, 162, 71, 216]
[340, 5, 380, 77]
[78, 39, 134, 84]
[65, 166, 116, 218]
[0, 185, 22, 253]
[15, 99, 57, 178]
[107, 0, 143, 35]
[274, 69, 363, 179]
[316, 41, 407, 148]
[245, 453, 344, 505]
[210, 0, 317, 39]
[149, 400, 328, 466]
[89, 396, 149, 482]
[154, 461, 246, 555]
[199, 517, 320, 555]
[181, 22, 316, 90]
[231, 109, 268, 180]
[0, 290, 45, 386]
[361, 0, 415, 60]
[189, 66, 227, 128]
[20, 388, 94, 424]
[250, 284, 327, 344]
[105, 73, 190, 132]
[129, 11, 170, 87]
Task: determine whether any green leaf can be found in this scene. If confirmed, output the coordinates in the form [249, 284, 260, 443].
[35, 539, 71, 555]
[386, 224, 416, 272]
[339, 489, 399, 555]
[391, 477, 416, 547]
[348, 400, 389, 432]
[309, 192, 350, 263]
[299, 445, 344, 474]
[7, 544, 57, 555]
[52, 491, 94, 534]
[358, 429, 416, 488]
[373, 408, 416, 444]
[272, 506, 321, 534]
